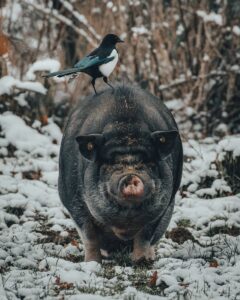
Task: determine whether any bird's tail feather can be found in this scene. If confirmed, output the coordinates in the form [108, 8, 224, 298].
[44, 67, 81, 78]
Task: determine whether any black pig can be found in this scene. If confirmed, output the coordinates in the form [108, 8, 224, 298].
[58, 85, 183, 263]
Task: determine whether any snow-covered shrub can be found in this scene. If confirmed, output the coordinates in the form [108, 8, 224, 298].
[181, 138, 240, 199]
[217, 136, 240, 193]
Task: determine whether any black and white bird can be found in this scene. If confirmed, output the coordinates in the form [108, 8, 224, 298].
[44, 34, 123, 94]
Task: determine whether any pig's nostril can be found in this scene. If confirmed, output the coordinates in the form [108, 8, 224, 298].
[133, 179, 139, 186]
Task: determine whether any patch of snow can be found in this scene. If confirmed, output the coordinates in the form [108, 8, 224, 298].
[203, 54, 210, 62]
[176, 24, 184, 36]
[0, 76, 47, 95]
[69, 295, 108, 300]
[131, 26, 149, 35]
[41, 121, 62, 144]
[106, 1, 113, 9]
[2, 2, 22, 22]
[233, 25, 240, 36]
[165, 99, 184, 111]
[79, 261, 101, 274]
[0, 113, 50, 152]
[197, 10, 223, 26]
[217, 135, 240, 159]
[26, 58, 60, 80]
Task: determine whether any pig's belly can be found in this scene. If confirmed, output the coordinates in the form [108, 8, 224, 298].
[93, 221, 134, 253]
[98, 229, 133, 253]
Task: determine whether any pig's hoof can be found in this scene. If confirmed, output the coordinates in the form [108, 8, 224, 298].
[131, 246, 155, 265]
[84, 256, 102, 263]
[84, 250, 102, 263]
[100, 249, 111, 259]
[132, 257, 154, 267]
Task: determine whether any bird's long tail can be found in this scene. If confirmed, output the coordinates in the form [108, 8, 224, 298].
[43, 67, 82, 78]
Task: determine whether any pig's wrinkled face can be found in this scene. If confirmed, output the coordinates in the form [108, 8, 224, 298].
[76, 128, 178, 228]
[99, 149, 158, 208]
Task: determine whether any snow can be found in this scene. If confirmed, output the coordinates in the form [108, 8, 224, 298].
[197, 10, 223, 26]
[0, 274, 7, 300]
[42, 120, 62, 144]
[0, 112, 240, 299]
[131, 26, 149, 35]
[26, 58, 60, 80]
[176, 24, 184, 36]
[233, 25, 240, 36]
[2, 2, 22, 22]
[217, 135, 240, 159]
[165, 99, 184, 111]
[69, 295, 108, 300]
[0, 113, 50, 152]
[79, 262, 101, 274]
[0, 76, 47, 95]
[106, 1, 113, 9]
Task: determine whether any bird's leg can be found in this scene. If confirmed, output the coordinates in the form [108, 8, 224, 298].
[91, 78, 97, 95]
[103, 77, 114, 90]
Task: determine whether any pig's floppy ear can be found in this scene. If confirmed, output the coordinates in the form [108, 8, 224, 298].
[151, 130, 179, 160]
[76, 134, 104, 161]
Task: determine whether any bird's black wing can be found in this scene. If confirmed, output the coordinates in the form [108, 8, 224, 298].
[74, 53, 115, 69]
[44, 53, 115, 78]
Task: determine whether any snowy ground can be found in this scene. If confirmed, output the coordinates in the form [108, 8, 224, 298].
[0, 113, 240, 300]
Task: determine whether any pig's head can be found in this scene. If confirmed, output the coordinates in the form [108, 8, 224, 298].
[76, 125, 179, 235]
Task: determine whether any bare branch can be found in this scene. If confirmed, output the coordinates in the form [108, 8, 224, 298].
[22, 0, 97, 47]
[58, 0, 101, 41]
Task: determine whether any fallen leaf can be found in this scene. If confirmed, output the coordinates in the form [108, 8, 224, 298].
[148, 271, 158, 287]
[71, 239, 79, 248]
[209, 259, 219, 268]
[55, 276, 74, 290]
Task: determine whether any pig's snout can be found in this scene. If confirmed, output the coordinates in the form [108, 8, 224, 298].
[108, 172, 154, 206]
[119, 175, 144, 198]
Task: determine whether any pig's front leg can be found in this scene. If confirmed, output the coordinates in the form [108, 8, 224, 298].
[132, 231, 155, 263]
[76, 220, 102, 263]
[132, 200, 175, 263]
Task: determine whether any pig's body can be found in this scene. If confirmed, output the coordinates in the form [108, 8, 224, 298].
[59, 85, 183, 262]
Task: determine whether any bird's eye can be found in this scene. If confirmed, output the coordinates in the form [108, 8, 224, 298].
[87, 142, 94, 151]
[159, 136, 166, 143]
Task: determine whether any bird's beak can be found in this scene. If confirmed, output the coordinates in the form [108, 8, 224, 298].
[118, 38, 124, 43]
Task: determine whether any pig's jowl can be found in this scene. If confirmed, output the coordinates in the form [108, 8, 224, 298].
[58, 85, 183, 263]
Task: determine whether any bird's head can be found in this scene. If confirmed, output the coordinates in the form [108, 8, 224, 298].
[101, 34, 124, 47]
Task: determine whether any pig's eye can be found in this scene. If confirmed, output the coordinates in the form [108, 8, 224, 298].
[87, 142, 94, 151]
[159, 136, 166, 143]
[151, 130, 179, 160]
[76, 134, 104, 161]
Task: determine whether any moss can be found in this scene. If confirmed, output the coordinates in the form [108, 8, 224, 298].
[208, 225, 240, 237]
[176, 218, 192, 228]
[166, 227, 194, 244]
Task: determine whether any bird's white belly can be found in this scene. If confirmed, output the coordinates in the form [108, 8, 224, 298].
[99, 49, 118, 77]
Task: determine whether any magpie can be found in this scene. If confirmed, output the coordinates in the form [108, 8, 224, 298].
[44, 34, 123, 94]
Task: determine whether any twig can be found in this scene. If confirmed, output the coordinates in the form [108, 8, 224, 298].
[159, 71, 227, 91]
[204, 22, 223, 59]
[177, 0, 193, 74]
